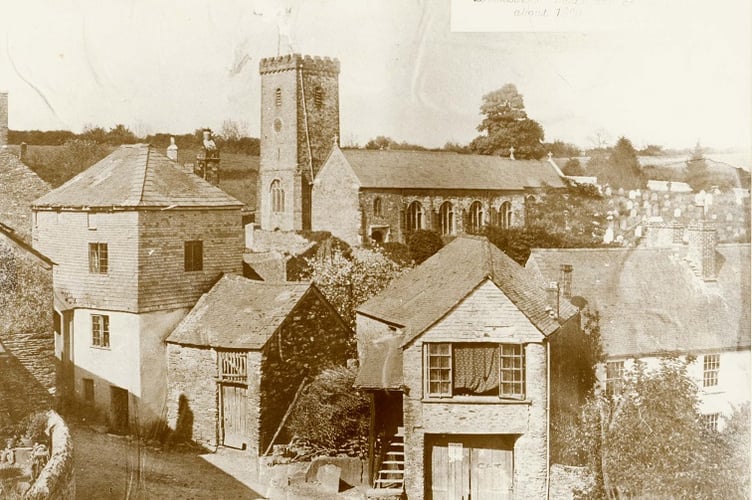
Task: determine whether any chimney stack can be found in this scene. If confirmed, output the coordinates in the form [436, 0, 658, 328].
[686, 218, 717, 281]
[0, 92, 8, 147]
[166, 136, 178, 161]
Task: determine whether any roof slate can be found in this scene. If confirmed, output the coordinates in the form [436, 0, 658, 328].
[166, 274, 311, 349]
[339, 149, 565, 190]
[358, 235, 576, 346]
[32, 144, 243, 209]
[0, 151, 51, 240]
[526, 245, 751, 358]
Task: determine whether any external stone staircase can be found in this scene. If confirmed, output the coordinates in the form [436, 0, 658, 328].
[373, 427, 405, 491]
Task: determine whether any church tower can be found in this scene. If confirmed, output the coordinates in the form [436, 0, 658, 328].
[258, 54, 340, 231]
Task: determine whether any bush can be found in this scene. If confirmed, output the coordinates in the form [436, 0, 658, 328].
[379, 242, 412, 267]
[407, 230, 444, 264]
[287, 367, 369, 449]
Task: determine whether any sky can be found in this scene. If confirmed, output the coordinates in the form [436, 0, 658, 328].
[0, 0, 750, 153]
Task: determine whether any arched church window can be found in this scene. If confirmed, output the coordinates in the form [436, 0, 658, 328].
[469, 201, 484, 233]
[406, 201, 424, 233]
[500, 201, 513, 229]
[439, 202, 455, 236]
[271, 180, 285, 213]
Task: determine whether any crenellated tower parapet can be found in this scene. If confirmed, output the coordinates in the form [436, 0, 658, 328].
[259, 54, 340, 76]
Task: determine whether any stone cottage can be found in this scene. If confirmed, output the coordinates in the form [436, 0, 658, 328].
[165, 274, 352, 455]
[31, 144, 244, 432]
[354, 236, 582, 499]
[526, 221, 750, 430]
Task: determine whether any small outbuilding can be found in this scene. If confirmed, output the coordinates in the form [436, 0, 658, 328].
[165, 274, 352, 454]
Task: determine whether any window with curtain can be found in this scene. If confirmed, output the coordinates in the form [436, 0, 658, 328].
[425, 343, 526, 400]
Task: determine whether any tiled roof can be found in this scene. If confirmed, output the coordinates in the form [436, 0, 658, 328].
[526, 245, 751, 358]
[32, 144, 244, 209]
[354, 334, 404, 390]
[166, 274, 311, 349]
[339, 149, 566, 190]
[358, 236, 576, 346]
[0, 150, 50, 240]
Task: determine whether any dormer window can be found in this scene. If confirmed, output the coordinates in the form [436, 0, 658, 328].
[425, 343, 526, 400]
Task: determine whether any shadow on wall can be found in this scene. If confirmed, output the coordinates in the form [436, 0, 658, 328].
[0, 348, 54, 428]
[174, 394, 194, 443]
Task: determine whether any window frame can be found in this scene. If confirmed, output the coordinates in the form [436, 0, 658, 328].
[605, 360, 624, 397]
[218, 351, 248, 383]
[703, 354, 720, 388]
[88, 242, 108, 274]
[406, 201, 424, 233]
[702, 412, 720, 432]
[469, 201, 484, 233]
[424, 342, 526, 401]
[184, 240, 203, 272]
[91, 314, 110, 348]
[500, 201, 513, 229]
[438, 202, 455, 236]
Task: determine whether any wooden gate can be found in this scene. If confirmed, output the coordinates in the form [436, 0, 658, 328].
[427, 435, 514, 500]
[220, 384, 247, 449]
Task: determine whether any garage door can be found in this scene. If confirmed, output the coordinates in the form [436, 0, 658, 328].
[428, 435, 514, 500]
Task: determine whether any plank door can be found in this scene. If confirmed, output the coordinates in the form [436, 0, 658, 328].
[221, 384, 247, 449]
[470, 446, 513, 499]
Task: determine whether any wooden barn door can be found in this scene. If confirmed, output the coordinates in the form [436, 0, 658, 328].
[428, 435, 514, 500]
[220, 384, 247, 449]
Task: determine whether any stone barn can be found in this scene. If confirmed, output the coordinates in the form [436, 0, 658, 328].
[165, 274, 352, 455]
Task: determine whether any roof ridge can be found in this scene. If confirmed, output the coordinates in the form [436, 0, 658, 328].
[137, 144, 150, 204]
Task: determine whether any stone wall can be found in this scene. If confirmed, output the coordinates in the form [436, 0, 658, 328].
[311, 147, 362, 245]
[165, 343, 219, 448]
[24, 411, 75, 500]
[259, 287, 353, 454]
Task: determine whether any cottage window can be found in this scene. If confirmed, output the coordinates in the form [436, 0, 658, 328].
[275, 88, 282, 107]
[271, 179, 285, 213]
[703, 354, 720, 387]
[83, 378, 94, 403]
[373, 197, 383, 217]
[219, 351, 247, 383]
[91, 314, 110, 348]
[702, 412, 720, 432]
[88, 242, 108, 274]
[406, 201, 424, 233]
[500, 201, 513, 229]
[425, 343, 526, 400]
[184, 240, 203, 272]
[469, 201, 484, 233]
[605, 361, 624, 397]
[439, 202, 455, 236]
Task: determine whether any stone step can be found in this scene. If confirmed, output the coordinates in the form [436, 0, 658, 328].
[381, 460, 404, 466]
[385, 451, 404, 456]
[374, 478, 404, 486]
[378, 469, 404, 475]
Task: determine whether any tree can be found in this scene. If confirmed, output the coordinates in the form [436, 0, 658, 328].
[406, 230, 444, 264]
[105, 124, 138, 145]
[638, 144, 664, 156]
[597, 136, 645, 189]
[365, 136, 394, 150]
[562, 158, 585, 176]
[543, 140, 581, 158]
[469, 84, 546, 159]
[572, 357, 748, 499]
[306, 247, 406, 329]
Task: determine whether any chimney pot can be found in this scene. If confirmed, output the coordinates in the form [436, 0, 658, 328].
[166, 136, 178, 161]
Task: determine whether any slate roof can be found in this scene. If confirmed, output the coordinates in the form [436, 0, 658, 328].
[339, 149, 566, 190]
[359, 235, 577, 344]
[32, 144, 244, 209]
[526, 245, 751, 358]
[0, 150, 51, 240]
[166, 274, 311, 349]
[0, 222, 54, 268]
